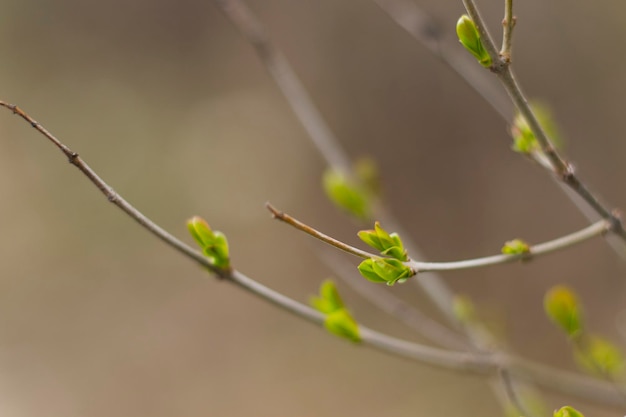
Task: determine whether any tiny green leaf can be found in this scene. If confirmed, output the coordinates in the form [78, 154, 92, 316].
[357, 259, 388, 284]
[553, 406, 585, 417]
[544, 286, 584, 338]
[310, 280, 360, 343]
[310, 279, 345, 314]
[323, 169, 370, 220]
[574, 335, 624, 377]
[187, 216, 230, 270]
[511, 103, 563, 154]
[357, 222, 408, 261]
[501, 238, 530, 255]
[456, 15, 491, 67]
[452, 295, 477, 324]
[354, 157, 381, 198]
[325, 309, 361, 343]
[358, 258, 413, 285]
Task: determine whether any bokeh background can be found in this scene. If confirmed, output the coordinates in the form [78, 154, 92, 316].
[1, 0, 626, 416]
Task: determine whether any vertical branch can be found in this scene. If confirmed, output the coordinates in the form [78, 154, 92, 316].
[500, 0, 515, 61]
[213, 0, 351, 175]
[214, 0, 466, 330]
[371, 0, 512, 120]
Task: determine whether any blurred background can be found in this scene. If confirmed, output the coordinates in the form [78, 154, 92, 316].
[1, 0, 626, 416]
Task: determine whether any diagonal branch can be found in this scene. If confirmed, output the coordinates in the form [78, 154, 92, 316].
[0, 100, 496, 375]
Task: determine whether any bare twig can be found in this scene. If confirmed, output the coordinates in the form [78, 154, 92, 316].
[266, 203, 377, 259]
[500, 0, 515, 61]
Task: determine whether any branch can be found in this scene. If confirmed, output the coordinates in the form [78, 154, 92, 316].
[500, 0, 515, 61]
[370, 0, 512, 120]
[267, 203, 610, 275]
[266, 203, 377, 259]
[414, 219, 610, 273]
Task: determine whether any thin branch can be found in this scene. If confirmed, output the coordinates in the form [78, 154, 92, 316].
[267, 203, 610, 275]
[498, 368, 534, 417]
[266, 203, 377, 259]
[370, 0, 512, 120]
[0, 102, 217, 275]
[213, 0, 351, 176]
[500, 0, 515, 61]
[413, 219, 610, 273]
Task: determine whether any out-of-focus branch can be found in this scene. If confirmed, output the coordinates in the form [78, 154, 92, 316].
[213, 0, 626, 408]
[371, 0, 512, 120]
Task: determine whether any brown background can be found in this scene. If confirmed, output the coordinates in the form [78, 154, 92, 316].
[1, 0, 626, 416]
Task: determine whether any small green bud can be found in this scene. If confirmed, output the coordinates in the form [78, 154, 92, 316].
[325, 309, 361, 343]
[323, 169, 370, 220]
[553, 406, 584, 417]
[310, 280, 360, 342]
[187, 216, 230, 270]
[357, 222, 408, 261]
[456, 15, 491, 67]
[511, 103, 563, 154]
[501, 238, 530, 255]
[574, 335, 624, 377]
[544, 286, 584, 338]
[354, 157, 381, 198]
[452, 295, 477, 324]
[358, 258, 413, 286]
[309, 279, 345, 314]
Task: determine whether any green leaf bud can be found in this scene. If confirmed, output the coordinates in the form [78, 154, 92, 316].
[323, 169, 370, 220]
[574, 335, 624, 377]
[187, 216, 230, 270]
[310, 279, 345, 314]
[544, 286, 584, 338]
[357, 222, 408, 261]
[358, 258, 413, 285]
[357, 259, 388, 284]
[501, 238, 530, 255]
[511, 102, 563, 154]
[325, 309, 361, 343]
[354, 157, 381, 198]
[456, 15, 492, 67]
[553, 406, 585, 417]
[452, 295, 477, 324]
[310, 280, 360, 342]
